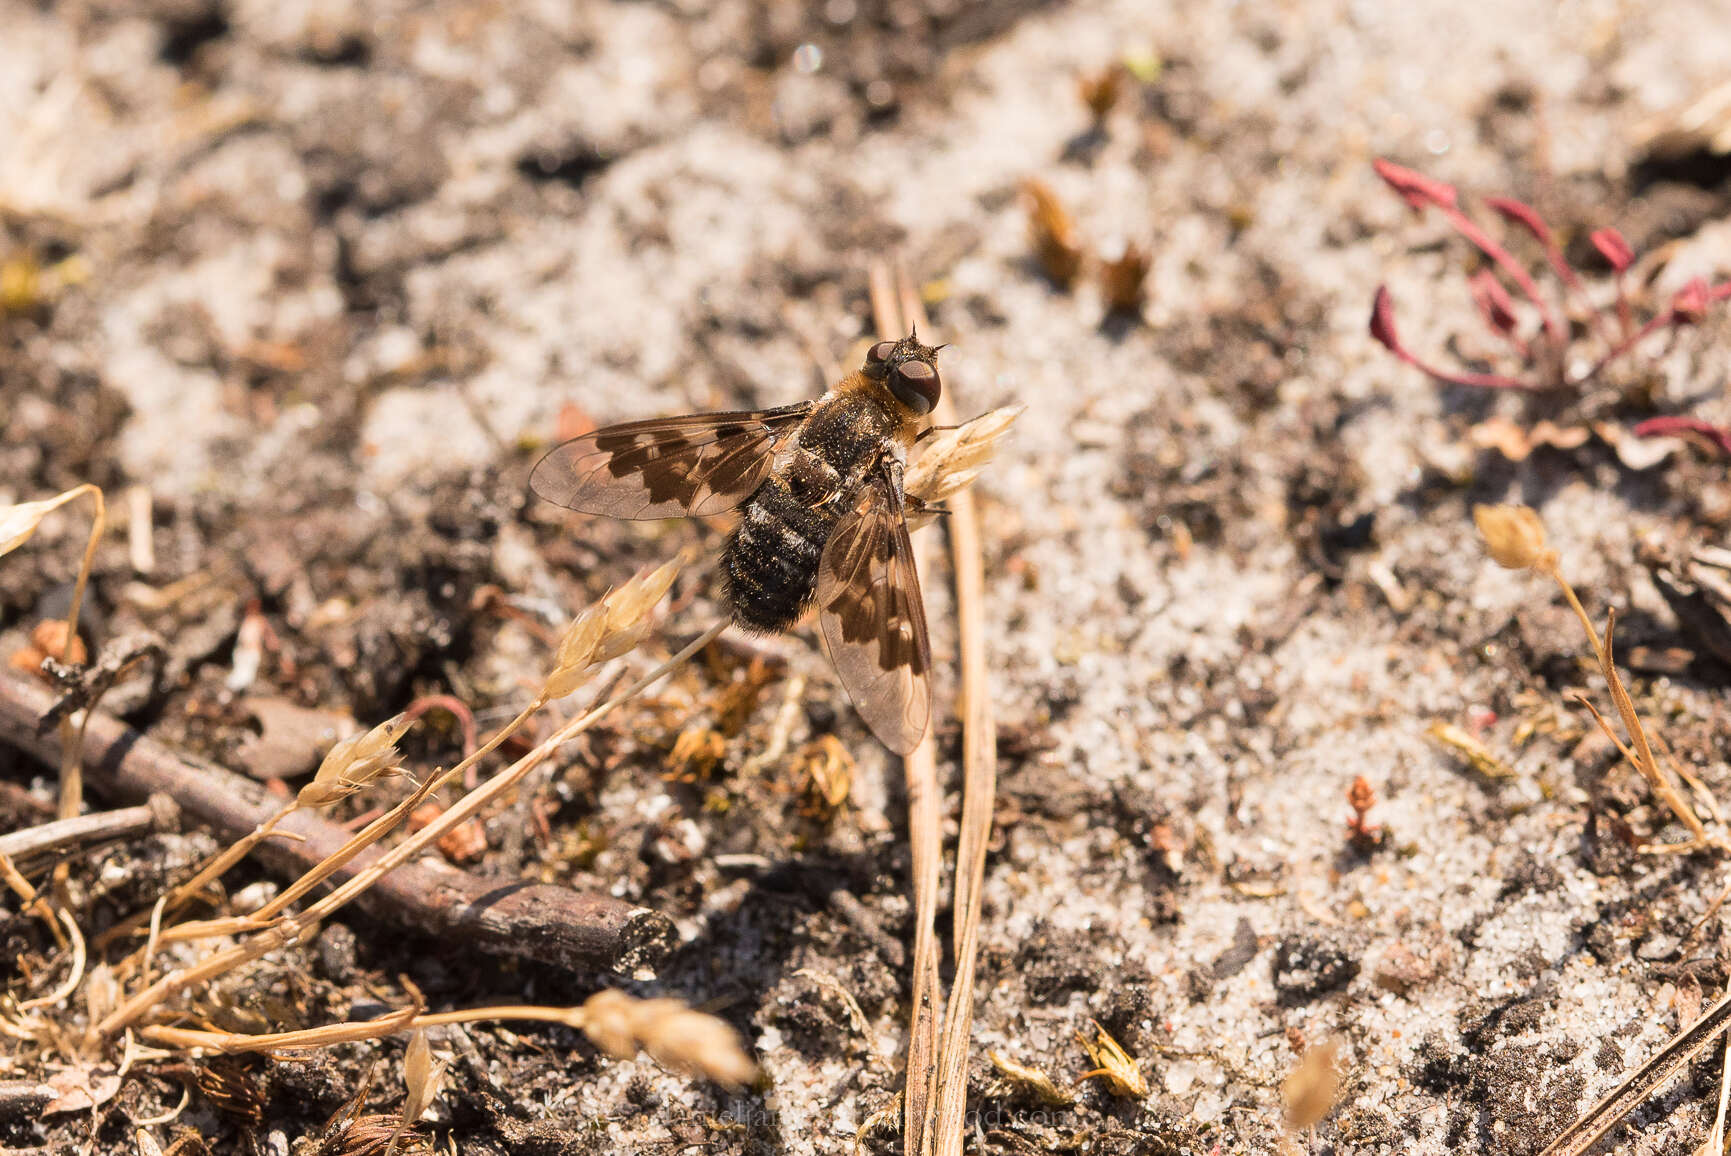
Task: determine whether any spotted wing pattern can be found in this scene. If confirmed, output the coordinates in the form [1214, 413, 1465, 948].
[815, 460, 932, 754]
[530, 405, 813, 519]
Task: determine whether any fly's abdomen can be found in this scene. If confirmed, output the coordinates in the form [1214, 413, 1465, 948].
[722, 476, 837, 633]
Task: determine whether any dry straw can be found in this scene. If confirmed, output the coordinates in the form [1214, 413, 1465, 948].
[871, 261, 1008, 1156]
[0, 518, 757, 1104]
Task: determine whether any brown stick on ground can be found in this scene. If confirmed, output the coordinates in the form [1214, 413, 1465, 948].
[0, 670, 675, 977]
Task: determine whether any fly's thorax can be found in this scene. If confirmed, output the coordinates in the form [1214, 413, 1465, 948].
[785, 387, 904, 504]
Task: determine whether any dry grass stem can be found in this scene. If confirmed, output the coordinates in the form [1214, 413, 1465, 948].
[1473, 503, 1719, 850]
[99, 617, 721, 1038]
[870, 261, 945, 1153]
[121, 563, 685, 958]
[1540, 983, 1731, 1156]
[876, 256, 1006, 1156]
[139, 998, 420, 1053]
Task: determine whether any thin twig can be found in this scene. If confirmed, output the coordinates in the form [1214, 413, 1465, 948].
[1540, 984, 1731, 1156]
[0, 797, 179, 869]
[0, 668, 678, 979]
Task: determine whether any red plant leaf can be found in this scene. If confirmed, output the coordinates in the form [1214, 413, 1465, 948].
[1590, 228, 1635, 272]
[1672, 277, 1712, 323]
[1467, 269, 1520, 336]
[1373, 158, 1458, 211]
[1484, 196, 1553, 246]
[1633, 416, 1731, 456]
[1368, 285, 1538, 390]
[1369, 284, 1403, 351]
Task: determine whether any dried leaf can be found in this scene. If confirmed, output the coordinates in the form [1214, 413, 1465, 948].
[1076, 1019, 1147, 1099]
[1427, 721, 1517, 779]
[1023, 178, 1084, 289]
[41, 1065, 122, 1116]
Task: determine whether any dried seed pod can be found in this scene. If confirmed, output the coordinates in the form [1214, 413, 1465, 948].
[0, 489, 92, 556]
[1283, 1039, 1341, 1130]
[401, 1028, 447, 1124]
[1472, 504, 1554, 572]
[1023, 179, 1084, 290]
[989, 1049, 1075, 1106]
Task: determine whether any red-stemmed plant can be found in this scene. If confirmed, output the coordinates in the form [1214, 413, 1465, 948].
[1368, 158, 1731, 452]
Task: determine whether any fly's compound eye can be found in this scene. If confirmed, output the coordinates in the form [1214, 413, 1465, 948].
[889, 359, 941, 414]
[862, 340, 897, 377]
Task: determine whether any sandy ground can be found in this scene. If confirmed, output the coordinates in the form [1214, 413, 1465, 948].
[7, 0, 1731, 1152]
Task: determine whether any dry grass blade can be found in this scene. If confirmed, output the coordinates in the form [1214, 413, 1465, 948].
[1540, 984, 1731, 1156]
[870, 260, 945, 1154]
[878, 259, 1004, 1156]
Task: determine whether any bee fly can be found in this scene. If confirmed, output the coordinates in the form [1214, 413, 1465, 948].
[529, 332, 944, 753]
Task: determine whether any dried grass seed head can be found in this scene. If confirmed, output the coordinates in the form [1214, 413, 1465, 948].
[988, 1049, 1076, 1107]
[544, 559, 680, 698]
[905, 405, 1025, 509]
[297, 714, 413, 808]
[579, 989, 758, 1089]
[1472, 503, 1554, 572]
